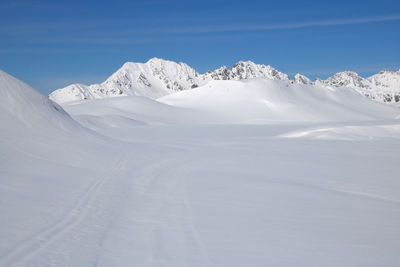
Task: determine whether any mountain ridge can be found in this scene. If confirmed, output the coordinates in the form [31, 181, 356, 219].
[49, 58, 400, 104]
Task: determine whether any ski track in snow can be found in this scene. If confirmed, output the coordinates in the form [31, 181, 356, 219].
[109, 158, 212, 267]
[0, 151, 212, 266]
[0, 153, 128, 266]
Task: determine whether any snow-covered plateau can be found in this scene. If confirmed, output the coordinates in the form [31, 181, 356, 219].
[1, 68, 400, 266]
[50, 58, 400, 104]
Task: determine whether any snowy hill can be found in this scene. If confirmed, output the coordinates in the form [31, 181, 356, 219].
[0, 70, 80, 134]
[60, 79, 400, 128]
[159, 78, 399, 123]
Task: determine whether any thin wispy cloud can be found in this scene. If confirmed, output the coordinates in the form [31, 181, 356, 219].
[2, 14, 399, 38]
[91, 14, 400, 37]
[2, 14, 399, 48]
[148, 15, 400, 35]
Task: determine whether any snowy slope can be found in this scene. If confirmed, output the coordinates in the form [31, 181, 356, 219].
[159, 78, 399, 123]
[0, 70, 127, 266]
[62, 95, 223, 131]
[0, 70, 81, 134]
[2, 70, 400, 266]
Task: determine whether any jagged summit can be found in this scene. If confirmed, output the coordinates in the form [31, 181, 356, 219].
[202, 61, 289, 81]
[50, 58, 204, 103]
[318, 70, 400, 102]
[316, 71, 369, 88]
[293, 74, 313, 85]
[49, 58, 400, 104]
[231, 61, 289, 80]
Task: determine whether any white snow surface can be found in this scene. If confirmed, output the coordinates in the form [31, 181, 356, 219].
[0, 70, 79, 133]
[2, 70, 400, 266]
[159, 79, 399, 123]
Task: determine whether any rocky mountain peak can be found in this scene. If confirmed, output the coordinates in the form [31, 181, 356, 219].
[321, 71, 369, 88]
[293, 74, 313, 85]
[49, 58, 400, 104]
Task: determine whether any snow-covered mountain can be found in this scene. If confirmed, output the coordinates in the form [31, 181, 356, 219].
[315, 70, 400, 102]
[202, 61, 289, 81]
[49, 58, 290, 103]
[292, 73, 313, 85]
[49, 58, 400, 104]
[49, 58, 205, 103]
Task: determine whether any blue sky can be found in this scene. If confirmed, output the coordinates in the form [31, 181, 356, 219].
[1, 0, 400, 95]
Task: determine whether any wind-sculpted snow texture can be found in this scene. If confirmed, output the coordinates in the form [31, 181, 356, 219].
[2, 70, 400, 266]
[50, 58, 400, 104]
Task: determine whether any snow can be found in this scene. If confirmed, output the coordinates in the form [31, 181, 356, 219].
[1, 70, 400, 266]
[317, 70, 400, 102]
[280, 121, 400, 140]
[159, 78, 399, 123]
[293, 73, 313, 85]
[49, 58, 400, 104]
[49, 58, 207, 103]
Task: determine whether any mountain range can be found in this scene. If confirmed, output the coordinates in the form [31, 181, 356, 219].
[49, 58, 400, 104]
